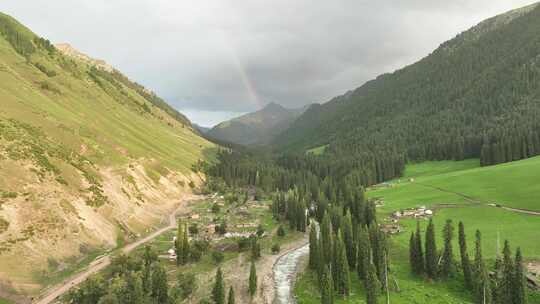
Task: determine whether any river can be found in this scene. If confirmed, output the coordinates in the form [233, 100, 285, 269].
[273, 243, 310, 304]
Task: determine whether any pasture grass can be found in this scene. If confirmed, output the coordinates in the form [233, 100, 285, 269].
[296, 157, 540, 303]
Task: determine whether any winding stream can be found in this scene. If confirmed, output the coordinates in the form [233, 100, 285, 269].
[273, 243, 310, 304]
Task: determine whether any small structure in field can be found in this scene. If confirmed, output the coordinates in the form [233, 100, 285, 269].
[235, 223, 258, 229]
[205, 224, 216, 234]
[190, 213, 200, 220]
[380, 223, 402, 235]
[392, 206, 433, 219]
[223, 232, 255, 238]
[168, 248, 176, 261]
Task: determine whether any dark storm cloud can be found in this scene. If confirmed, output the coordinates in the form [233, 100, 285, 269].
[0, 0, 537, 125]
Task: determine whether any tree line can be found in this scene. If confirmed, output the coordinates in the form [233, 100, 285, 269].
[409, 219, 527, 304]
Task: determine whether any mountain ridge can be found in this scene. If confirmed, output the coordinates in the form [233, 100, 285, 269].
[206, 102, 310, 146]
[274, 2, 540, 167]
[0, 11, 214, 298]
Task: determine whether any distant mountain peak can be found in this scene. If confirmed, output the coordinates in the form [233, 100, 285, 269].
[263, 102, 285, 110]
[207, 102, 312, 146]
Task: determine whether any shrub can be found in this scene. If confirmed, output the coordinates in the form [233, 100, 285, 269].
[189, 223, 199, 235]
[211, 204, 221, 214]
[215, 221, 227, 235]
[39, 81, 61, 94]
[277, 225, 286, 237]
[0, 217, 9, 234]
[237, 237, 251, 251]
[192, 239, 210, 253]
[47, 257, 59, 270]
[190, 247, 202, 262]
[34, 62, 57, 77]
[172, 273, 197, 301]
[271, 244, 280, 254]
[212, 251, 224, 264]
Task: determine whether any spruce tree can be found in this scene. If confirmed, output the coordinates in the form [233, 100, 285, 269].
[309, 226, 320, 271]
[473, 230, 492, 304]
[414, 221, 424, 275]
[298, 200, 307, 232]
[176, 221, 185, 266]
[500, 240, 514, 304]
[513, 248, 526, 304]
[334, 231, 350, 297]
[249, 261, 257, 297]
[357, 226, 370, 281]
[365, 201, 377, 227]
[212, 267, 225, 304]
[182, 223, 190, 264]
[409, 232, 416, 274]
[343, 212, 356, 269]
[321, 213, 333, 265]
[368, 224, 386, 286]
[227, 286, 235, 304]
[440, 219, 455, 279]
[425, 218, 438, 280]
[151, 264, 169, 304]
[458, 222, 473, 290]
[321, 266, 334, 304]
[365, 259, 381, 304]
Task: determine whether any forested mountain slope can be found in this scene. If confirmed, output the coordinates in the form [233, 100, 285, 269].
[275, 3, 540, 167]
[207, 102, 308, 145]
[0, 12, 213, 296]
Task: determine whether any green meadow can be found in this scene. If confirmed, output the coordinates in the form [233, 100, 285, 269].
[296, 157, 540, 303]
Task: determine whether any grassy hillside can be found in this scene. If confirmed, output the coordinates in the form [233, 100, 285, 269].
[0, 12, 214, 297]
[275, 3, 540, 168]
[296, 157, 540, 303]
[207, 102, 308, 146]
[372, 156, 540, 212]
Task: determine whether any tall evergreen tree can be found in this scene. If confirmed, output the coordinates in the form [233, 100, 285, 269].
[333, 231, 351, 297]
[212, 267, 225, 304]
[365, 201, 377, 227]
[414, 221, 424, 275]
[473, 230, 492, 304]
[369, 224, 386, 287]
[321, 213, 333, 265]
[500, 240, 514, 304]
[356, 226, 370, 281]
[425, 218, 438, 280]
[181, 223, 190, 264]
[513, 248, 526, 304]
[321, 266, 334, 304]
[151, 264, 169, 304]
[175, 221, 185, 266]
[458, 222, 473, 290]
[342, 211, 356, 269]
[249, 261, 257, 297]
[309, 226, 320, 271]
[440, 219, 455, 279]
[409, 232, 417, 274]
[365, 259, 381, 304]
[227, 286, 235, 304]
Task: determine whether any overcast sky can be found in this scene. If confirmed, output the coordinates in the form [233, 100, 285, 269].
[1, 1, 537, 127]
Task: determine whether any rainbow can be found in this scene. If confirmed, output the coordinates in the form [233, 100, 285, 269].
[220, 32, 265, 109]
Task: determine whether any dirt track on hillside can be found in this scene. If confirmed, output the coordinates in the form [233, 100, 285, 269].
[33, 195, 200, 304]
[415, 182, 540, 216]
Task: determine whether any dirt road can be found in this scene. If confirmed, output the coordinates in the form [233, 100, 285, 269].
[33, 196, 199, 304]
[415, 182, 540, 216]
